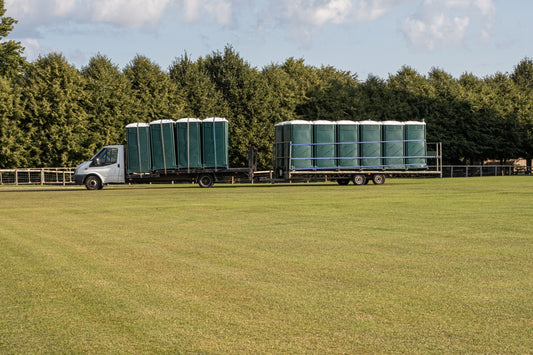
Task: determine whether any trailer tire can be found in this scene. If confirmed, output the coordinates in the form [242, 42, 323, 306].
[352, 174, 367, 186]
[85, 175, 102, 190]
[198, 174, 214, 188]
[372, 174, 386, 185]
[337, 179, 350, 185]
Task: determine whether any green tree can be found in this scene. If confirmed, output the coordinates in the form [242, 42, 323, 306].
[511, 58, 533, 168]
[82, 54, 134, 151]
[21, 53, 88, 166]
[0, 76, 26, 167]
[298, 65, 359, 121]
[123, 55, 184, 123]
[169, 52, 227, 118]
[0, 0, 26, 78]
[204, 46, 273, 168]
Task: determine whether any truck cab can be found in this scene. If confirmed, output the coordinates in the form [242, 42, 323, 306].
[74, 145, 125, 190]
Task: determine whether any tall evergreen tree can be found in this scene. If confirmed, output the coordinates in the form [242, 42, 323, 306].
[123, 55, 184, 123]
[0, 76, 26, 167]
[0, 0, 25, 78]
[21, 53, 88, 166]
[168, 52, 227, 118]
[298, 65, 359, 121]
[82, 54, 133, 151]
[204, 46, 273, 168]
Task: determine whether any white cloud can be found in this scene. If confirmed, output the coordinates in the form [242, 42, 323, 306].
[274, 0, 405, 27]
[20, 38, 41, 60]
[5, 0, 233, 31]
[182, 0, 233, 26]
[87, 0, 173, 28]
[401, 0, 495, 50]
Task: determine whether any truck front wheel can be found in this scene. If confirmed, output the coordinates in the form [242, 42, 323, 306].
[85, 175, 102, 190]
[198, 174, 214, 188]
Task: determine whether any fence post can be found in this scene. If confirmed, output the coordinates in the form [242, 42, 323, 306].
[41, 168, 45, 186]
[63, 171, 66, 186]
[15, 169, 18, 185]
[480, 164, 483, 177]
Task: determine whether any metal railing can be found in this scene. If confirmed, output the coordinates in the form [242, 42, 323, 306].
[0, 168, 75, 186]
[439, 165, 532, 178]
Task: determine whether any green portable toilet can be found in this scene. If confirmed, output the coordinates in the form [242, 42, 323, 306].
[126, 123, 152, 174]
[336, 120, 359, 169]
[274, 122, 286, 174]
[359, 120, 383, 169]
[382, 121, 405, 169]
[405, 121, 427, 169]
[176, 118, 202, 169]
[150, 119, 177, 171]
[202, 117, 228, 169]
[283, 120, 313, 170]
[313, 120, 336, 169]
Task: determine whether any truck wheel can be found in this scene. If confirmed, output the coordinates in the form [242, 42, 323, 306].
[198, 174, 214, 188]
[337, 179, 350, 185]
[372, 174, 386, 185]
[85, 175, 101, 190]
[352, 174, 367, 186]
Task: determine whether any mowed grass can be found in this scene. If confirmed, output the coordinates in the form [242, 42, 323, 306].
[0, 177, 532, 353]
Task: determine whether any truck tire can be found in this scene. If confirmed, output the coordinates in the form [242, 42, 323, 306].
[352, 174, 367, 186]
[85, 175, 102, 190]
[337, 179, 350, 185]
[198, 174, 214, 188]
[372, 174, 386, 185]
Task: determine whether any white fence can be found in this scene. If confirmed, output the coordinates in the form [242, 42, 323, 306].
[0, 168, 75, 186]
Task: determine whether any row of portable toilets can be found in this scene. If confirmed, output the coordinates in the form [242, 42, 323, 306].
[274, 120, 427, 171]
[125, 118, 229, 174]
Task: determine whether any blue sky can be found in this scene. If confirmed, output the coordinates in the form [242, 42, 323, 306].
[5, 0, 532, 80]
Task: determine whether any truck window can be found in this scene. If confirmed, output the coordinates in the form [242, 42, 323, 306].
[92, 148, 118, 166]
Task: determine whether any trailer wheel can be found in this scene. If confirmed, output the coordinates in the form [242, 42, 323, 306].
[337, 179, 350, 185]
[85, 175, 101, 190]
[372, 174, 386, 185]
[198, 174, 214, 188]
[352, 174, 367, 186]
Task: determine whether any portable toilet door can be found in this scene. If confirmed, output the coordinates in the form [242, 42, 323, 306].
[313, 120, 336, 169]
[283, 120, 313, 170]
[336, 121, 359, 169]
[359, 120, 383, 169]
[274, 122, 287, 175]
[202, 117, 228, 169]
[404, 121, 427, 169]
[126, 123, 152, 174]
[176, 118, 202, 169]
[382, 121, 405, 170]
[150, 119, 177, 171]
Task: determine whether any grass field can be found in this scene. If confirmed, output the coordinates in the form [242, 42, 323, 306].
[1, 177, 532, 353]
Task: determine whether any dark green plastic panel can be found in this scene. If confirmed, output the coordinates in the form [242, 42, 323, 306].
[336, 121, 359, 169]
[150, 120, 177, 171]
[313, 121, 336, 169]
[126, 123, 152, 174]
[176, 118, 202, 169]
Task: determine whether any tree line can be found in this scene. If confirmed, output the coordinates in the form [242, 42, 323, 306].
[0, 3, 532, 170]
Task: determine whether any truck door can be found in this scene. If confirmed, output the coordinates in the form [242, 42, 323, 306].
[90, 147, 124, 184]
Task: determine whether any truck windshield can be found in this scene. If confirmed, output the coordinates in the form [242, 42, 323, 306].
[92, 148, 118, 167]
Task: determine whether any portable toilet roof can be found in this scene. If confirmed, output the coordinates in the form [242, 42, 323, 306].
[125, 122, 150, 128]
[382, 121, 404, 125]
[150, 119, 175, 124]
[177, 118, 202, 123]
[359, 120, 382, 125]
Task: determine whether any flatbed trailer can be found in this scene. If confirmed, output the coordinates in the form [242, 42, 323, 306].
[259, 142, 443, 186]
